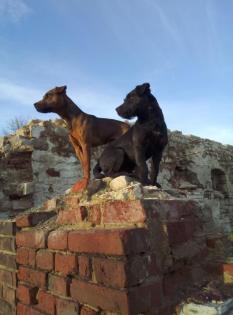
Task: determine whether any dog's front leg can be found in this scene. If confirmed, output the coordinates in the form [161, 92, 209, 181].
[134, 145, 150, 185]
[72, 143, 90, 192]
[69, 135, 90, 192]
[150, 150, 163, 187]
[80, 143, 91, 183]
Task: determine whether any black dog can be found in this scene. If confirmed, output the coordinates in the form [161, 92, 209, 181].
[93, 83, 168, 186]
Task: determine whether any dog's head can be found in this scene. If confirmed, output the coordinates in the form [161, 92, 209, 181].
[34, 86, 67, 113]
[116, 83, 152, 119]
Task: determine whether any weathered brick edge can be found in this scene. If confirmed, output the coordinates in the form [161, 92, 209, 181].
[0, 220, 16, 315]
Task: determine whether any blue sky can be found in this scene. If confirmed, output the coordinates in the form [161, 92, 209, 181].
[0, 0, 233, 144]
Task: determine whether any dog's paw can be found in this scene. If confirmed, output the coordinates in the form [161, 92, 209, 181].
[154, 182, 162, 188]
[71, 178, 89, 192]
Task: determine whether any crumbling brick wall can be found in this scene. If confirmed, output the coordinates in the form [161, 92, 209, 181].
[14, 193, 216, 315]
[0, 120, 232, 235]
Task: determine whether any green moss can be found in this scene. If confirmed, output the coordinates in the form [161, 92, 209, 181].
[228, 232, 233, 241]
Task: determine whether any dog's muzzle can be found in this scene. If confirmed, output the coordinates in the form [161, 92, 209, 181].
[34, 102, 52, 113]
[116, 105, 134, 119]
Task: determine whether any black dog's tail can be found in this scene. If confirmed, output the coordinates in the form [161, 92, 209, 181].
[93, 162, 105, 179]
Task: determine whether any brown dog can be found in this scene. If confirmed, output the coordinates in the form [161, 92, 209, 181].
[34, 86, 129, 192]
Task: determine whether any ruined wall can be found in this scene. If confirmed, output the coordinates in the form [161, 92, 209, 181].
[0, 120, 81, 214]
[0, 120, 232, 234]
[0, 151, 232, 315]
[13, 181, 233, 315]
[158, 131, 233, 234]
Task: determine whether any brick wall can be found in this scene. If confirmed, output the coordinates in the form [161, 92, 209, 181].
[0, 219, 16, 315]
[13, 194, 223, 315]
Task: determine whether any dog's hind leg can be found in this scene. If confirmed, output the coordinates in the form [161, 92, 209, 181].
[98, 147, 125, 178]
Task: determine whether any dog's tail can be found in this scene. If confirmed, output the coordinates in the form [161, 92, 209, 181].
[93, 162, 105, 179]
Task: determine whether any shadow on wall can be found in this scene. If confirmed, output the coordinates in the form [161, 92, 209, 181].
[211, 168, 229, 198]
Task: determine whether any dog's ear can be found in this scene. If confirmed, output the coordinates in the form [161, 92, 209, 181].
[55, 86, 67, 94]
[136, 83, 150, 96]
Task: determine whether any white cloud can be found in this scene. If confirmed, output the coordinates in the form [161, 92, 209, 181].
[0, 0, 32, 22]
[0, 79, 42, 105]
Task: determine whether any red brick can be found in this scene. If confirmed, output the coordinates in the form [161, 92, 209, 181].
[203, 262, 222, 276]
[0, 235, 15, 251]
[18, 266, 47, 288]
[16, 230, 47, 249]
[143, 199, 197, 221]
[78, 256, 91, 280]
[93, 258, 127, 288]
[128, 280, 163, 313]
[56, 206, 87, 224]
[16, 247, 36, 267]
[17, 303, 43, 315]
[48, 274, 69, 297]
[87, 204, 101, 225]
[92, 255, 158, 289]
[63, 194, 80, 207]
[70, 279, 129, 314]
[36, 250, 54, 271]
[2, 284, 15, 305]
[101, 200, 146, 224]
[56, 298, 79, 315]
[0, 251, 16, 269]
[37, 290, 56, 315]
[55, 253, 77, 275]
[167, 220, 195, 246]
[16, 212, 55, 228]
[127, 254, 159, 286]
[71, 279, 162, 314]
[0, 269, 16, 286]
[17, 284, 38, 305]
[0, 220, 16, 235]
[68, 228, 149, 255]
[48, 230, 68, 250]
[223, 263, 233, 274]
[80, 306, 98, 315]
[206, 237, 220, 248]
[163, 268, 191, 297]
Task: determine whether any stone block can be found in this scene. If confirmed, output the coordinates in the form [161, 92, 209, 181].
[12, 197, 33, 211]
[16, 182, 34, 196]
